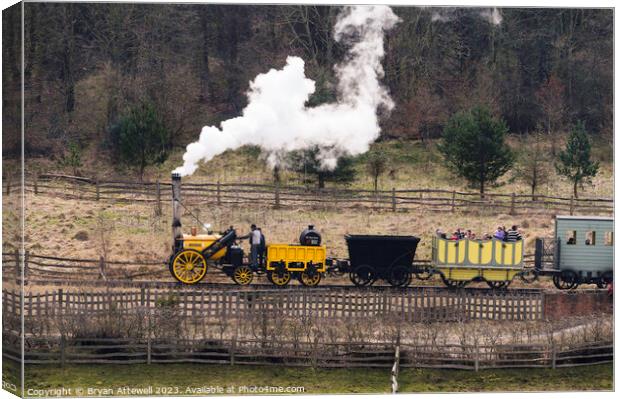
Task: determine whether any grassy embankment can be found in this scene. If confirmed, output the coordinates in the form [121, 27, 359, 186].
[2, 359, 612, 395]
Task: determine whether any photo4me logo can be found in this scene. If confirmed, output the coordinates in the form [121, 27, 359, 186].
[237, 385, 305, 394]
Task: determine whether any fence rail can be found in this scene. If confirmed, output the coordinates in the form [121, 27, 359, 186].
[1, 332, 612, 370]
[2, 285, 544, 323]
[5, 173, 613, 215]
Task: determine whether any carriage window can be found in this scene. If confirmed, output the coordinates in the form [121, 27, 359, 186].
[565, 231, 576, 245]
[604, 232, 613, 246]
[585, 231, 596, 246]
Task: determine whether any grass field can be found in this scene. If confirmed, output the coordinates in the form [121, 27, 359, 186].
[2, 359, 612, 395]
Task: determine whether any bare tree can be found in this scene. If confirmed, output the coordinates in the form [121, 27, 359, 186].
[536, 75, 566, 155]
[513, 132, 550, 200]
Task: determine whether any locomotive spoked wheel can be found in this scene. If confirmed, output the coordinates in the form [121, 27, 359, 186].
[268, 271, 292, 286]
[553, 270, 578, 290]
[232, 265, 254, 285]
[170, 249, 208, 284]
[486, 280, 511, 289]
[388, 265, 411, 287]
[299, 271, 322, 287]
[349, 265, 376, 287]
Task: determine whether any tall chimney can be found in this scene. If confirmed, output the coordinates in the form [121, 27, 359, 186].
[171, 173, 182, 244]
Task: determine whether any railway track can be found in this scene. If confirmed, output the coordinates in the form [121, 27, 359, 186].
[19, 277, 545, 294]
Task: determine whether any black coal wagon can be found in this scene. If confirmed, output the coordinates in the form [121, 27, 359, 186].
[344, 234, 421, 287]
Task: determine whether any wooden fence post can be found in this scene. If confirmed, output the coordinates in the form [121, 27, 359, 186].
[23, 250, 29, 286]
[60, 335, 66, 367]
[451, 190, 456, 213]
[474, 343, 480, 372]
[230, 337, 236, 366]
[551, 344, 556, 369]
[147, 335, 152, 365]
[99, 256, 107, 280]
[217, 181, 222, 205]
[510, 193, 516, 215]
[59, 288, 64, 309]
[274, 182, 280, 209]
[391, 341, 400, 393]
[34, 173, 38, 195]
[141, 287, 146, 307]
[95, 179, 100, 201]
[155, 180, 162, 216]
[391, 188, 396, 212]
[14, 249, 19, 284]
[5, 174, 11, 195]
[569, 196, 574, 216]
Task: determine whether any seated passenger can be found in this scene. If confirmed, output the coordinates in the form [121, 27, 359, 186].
[456, 228, 465, 240]
[493, 226, 505, 240]
[505, 225, 522, 242]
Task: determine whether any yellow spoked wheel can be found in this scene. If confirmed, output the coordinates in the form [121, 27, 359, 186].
[232, 266, 254, 285]
[170, 249, 207, 284]
[268, 271, 291, 286]
[299, 271, 322, 287]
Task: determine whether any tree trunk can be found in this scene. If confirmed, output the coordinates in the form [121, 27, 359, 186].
[199, 8, 211, 103]
[373, 175, 378, 192]
[531, 182, 537, 201]
[318, 174, 325, 189]
[273, 165, 281, 184]
[573, 180, 579, 199]
[480, 179, 485, 199]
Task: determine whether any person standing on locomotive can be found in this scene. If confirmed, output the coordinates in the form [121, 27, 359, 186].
[257, 228, 266, 266]
[240, 224, 262, 267]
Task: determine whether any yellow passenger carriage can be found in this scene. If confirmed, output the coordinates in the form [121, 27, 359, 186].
[431, 236, 525, 288]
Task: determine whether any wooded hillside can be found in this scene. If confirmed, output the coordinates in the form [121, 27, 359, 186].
[3, 4, 613, 167]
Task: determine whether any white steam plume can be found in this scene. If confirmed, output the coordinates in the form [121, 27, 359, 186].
[173, 5, 400, 176]
[480, 8, 502, 26]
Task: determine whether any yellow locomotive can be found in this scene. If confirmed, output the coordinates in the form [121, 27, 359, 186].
[169, 221, 327, 287]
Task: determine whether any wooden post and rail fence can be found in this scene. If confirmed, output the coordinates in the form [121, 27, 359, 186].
[3, 173, 612, 216]
[1, 330, 612, 370]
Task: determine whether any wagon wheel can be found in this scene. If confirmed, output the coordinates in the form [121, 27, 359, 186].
[519, 269, 539, 284]
[486, 280, 510, 289]
[232, 265, 254, 285]
[349, 265, 376, 287]
[440, 274, 468, 289]
[299, 271, 322, 287]
[169, 249, 208, 284]
[388, 265, 411, 287]
[553, 270, 578, 290]
[601, 271, 613, 285]
[268, 270, 291, 287]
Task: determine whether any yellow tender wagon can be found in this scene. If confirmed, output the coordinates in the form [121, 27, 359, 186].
[266, 244, 327, 286]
